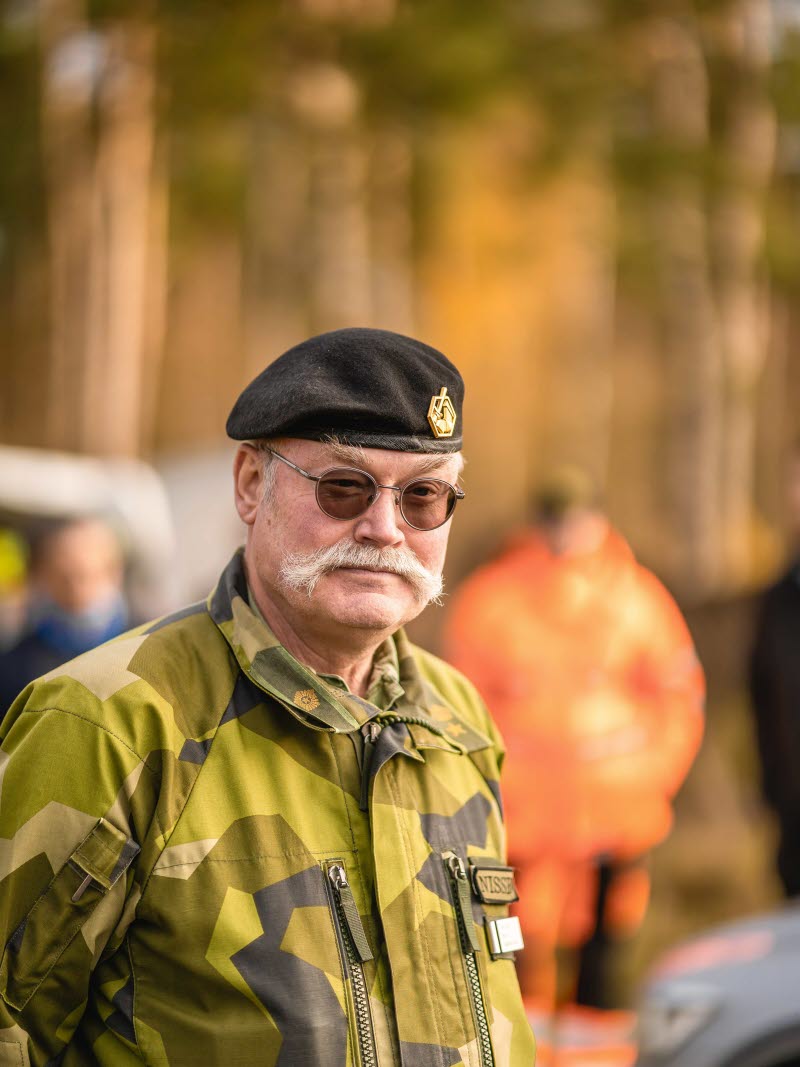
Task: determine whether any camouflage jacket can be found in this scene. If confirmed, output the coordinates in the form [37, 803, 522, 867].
[0, 551, 536, 1066]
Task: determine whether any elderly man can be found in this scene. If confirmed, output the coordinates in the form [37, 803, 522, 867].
[0, 329, 535, 1067]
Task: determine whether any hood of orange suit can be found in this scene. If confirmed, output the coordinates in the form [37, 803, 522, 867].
[482, 522, 638, 621]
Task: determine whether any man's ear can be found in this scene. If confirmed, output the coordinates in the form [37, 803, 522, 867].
[233, 445, 264, 526]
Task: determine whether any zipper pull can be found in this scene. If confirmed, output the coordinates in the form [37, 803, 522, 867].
[328, 864, 374, 963]
[359, 721, 382, 812]
[446, 853, 482, 954]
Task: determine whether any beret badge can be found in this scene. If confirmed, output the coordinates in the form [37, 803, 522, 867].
[427, 387, 457, 439]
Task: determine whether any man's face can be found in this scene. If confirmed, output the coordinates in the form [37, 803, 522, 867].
[35, 520, 123, 615]
[236, 439, 461, 638]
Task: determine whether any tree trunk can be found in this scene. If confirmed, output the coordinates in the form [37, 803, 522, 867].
[368, 126, 415, 333]
[648, 15, 724, 598]
[39, 4, 160, 458]
[38, 0, 96, 452]
[84, 19, 158, 457]
[138, 140, 170, 457]
[709, 0, 776, 588]
[243, 112, 310, 378]
[536, 159, 617, 493]
[308, 121, 373, 331]
[243, 61, 379, 373]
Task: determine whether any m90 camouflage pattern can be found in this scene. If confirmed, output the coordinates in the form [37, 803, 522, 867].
[0, 552, 536, 1066]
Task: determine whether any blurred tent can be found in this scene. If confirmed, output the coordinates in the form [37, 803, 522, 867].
[155, 447, 246, 603]
[0, 446, 178, 620]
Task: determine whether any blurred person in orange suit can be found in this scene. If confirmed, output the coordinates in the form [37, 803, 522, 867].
[444, 469, 705, 1044]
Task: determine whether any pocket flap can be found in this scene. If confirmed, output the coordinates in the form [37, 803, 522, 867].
[72, 819, 140, 891]
[0, 820, 139, 1012]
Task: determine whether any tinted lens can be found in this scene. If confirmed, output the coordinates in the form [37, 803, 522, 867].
[316, 468, 377, 520]
[400, 479, 457, 530]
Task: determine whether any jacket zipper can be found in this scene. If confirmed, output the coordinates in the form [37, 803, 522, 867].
[444, 852, 495, 1067]
[327, 862, 378, 1067]
[360, 722, 383, 812]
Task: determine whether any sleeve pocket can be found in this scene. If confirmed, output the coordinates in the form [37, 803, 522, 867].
[0, 1042, 25, 1066]
[0, 818, 139, 1012]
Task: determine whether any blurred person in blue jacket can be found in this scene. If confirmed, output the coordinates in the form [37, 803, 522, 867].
[0, 517, 128, 714]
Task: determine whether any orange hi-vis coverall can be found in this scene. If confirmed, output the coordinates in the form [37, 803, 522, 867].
[444, 525, 705, 1015]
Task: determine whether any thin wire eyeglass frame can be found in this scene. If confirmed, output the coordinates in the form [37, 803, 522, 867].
[263, 447, 465, 531]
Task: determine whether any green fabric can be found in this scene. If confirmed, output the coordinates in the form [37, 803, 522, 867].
[248, 581, 403, 713]
[0, 550, 535, 1066]
[318, 638, 404, 713]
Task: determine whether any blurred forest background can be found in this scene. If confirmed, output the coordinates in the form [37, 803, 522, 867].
[2, 0, 800, 993]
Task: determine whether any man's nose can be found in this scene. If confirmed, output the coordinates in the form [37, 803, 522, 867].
[353, 487, 405, 548]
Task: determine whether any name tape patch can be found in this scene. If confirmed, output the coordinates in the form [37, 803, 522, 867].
[469, 863, 519, 905]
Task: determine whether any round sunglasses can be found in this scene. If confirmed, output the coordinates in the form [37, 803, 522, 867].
[265, 448, 465, 531]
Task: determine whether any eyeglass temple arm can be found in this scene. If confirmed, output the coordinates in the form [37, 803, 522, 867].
[264, 448, 322, 483]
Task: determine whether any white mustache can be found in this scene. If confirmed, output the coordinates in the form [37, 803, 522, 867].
[278, 540, 444, 605]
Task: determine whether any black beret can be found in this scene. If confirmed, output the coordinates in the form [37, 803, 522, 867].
[226, 327, 463, 452]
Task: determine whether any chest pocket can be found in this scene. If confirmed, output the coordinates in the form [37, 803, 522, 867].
[0, 818, 139, 1011]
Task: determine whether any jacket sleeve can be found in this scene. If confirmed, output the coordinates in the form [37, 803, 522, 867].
[0, 694, 150, 1066]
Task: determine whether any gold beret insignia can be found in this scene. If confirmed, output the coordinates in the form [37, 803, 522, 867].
[427, 387, 457, 439]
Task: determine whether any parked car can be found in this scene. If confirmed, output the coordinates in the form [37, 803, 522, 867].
[636, 903, 800, 1067]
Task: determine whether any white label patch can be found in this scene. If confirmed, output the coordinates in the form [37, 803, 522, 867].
[486, 915, 525, 956]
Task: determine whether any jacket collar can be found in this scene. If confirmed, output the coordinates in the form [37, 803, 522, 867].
[208, 550, 491, 752]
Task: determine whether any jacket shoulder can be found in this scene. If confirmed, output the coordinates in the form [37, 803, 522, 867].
[409, 644, 496, 735]
[10, 602, 236, 754]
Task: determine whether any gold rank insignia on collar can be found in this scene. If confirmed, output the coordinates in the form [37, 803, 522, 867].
[427, 386, 457, 439]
